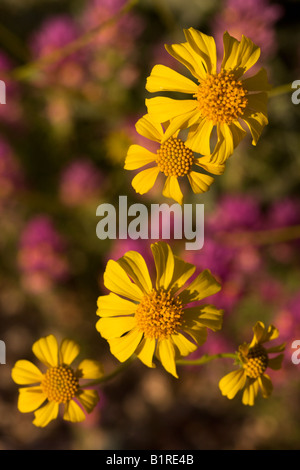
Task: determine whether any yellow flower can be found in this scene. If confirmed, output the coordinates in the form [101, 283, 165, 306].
[96, 241, 223, 378]
[219, 321, 285, 406]
[11, 335, 104, 427]
[125, 114, 225, 204]
[146, 28, 272, 163]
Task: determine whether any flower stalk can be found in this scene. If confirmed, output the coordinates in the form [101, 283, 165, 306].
[7, 0, 139, 82]
[176, 353, 238, 366]
[84, 353, 239, 386]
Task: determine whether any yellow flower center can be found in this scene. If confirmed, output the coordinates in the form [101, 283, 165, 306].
[41, 365, 79, 403]
[243, 344, 268, 379]
[135, 288, 183, 339]
[156, 137, 194, 177]
[195, 70, 248, 124]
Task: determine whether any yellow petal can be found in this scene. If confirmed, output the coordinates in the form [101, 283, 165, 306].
[165, 41, 207, 81]
[209, 122, 235, 164]
[228, 121, 247, 150]
[183, 326, 207, 346]
[169, 255, 196, 294]
[251, 321, 279, 346]
[96, 316, 136, 340]
[59, 339, 80, 366]
[135, 337, 156, 368]
[131, 167, 160, 195]
[243, 100, 268, 145]
[146, 97, 198, 123]
[97, 293, 137, 318]
[151, 241, 175, 291]
[104, 260, 143, 302]
[246, 92, 268, 116]
[219, 369, 246, 399]
[195, 155, 226, 175]
[171, 332, 197, 357]
[117, 251, 152, 294]
[18, 386, 46, 413]
[236, 35, 261, 76]
[162, 110, 201, 142]
[77, 359, 104, 379]
[33, 401, 59, 427]
[124, 145, 157, 170]
[135, 114, 164, 142]
[32, 335, 58, 368]
[146, 64, 198, 94]
[242, 379, 259, 406]
[188, 171, 214, 194]
[184, 28, 217, 75]
[183, 305, 223, 331]
[258, 374, 273, 398]
[108, 328, 143, 362]
[179, 269, 221, 305]
[221, 32, 240, 72]
[77, 389, 99, 413]
[222, 32, 260, 78]
[185, 119, 213, 154]
[266, 343, 286, 354]
[162, 175, 183, 205]
[63, 399, 86, 423]
[11, 360, 43, 385]
[156, 339, 178, 378]
[251, 321, 266, 345]
[242, 68, 272, 92]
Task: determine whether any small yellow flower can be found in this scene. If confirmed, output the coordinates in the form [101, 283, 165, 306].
[219, 321, 285, 406]
[146, 28, 272, 163]
[125, 114, 225, 204]
[96, 241, 223, 378]
[12, 335, 104, 427]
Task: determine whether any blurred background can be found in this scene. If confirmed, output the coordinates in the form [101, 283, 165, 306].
[0, 0, 300, 450]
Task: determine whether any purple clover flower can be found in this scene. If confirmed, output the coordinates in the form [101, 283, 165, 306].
[18, 216, 70, 293]
[30, 15, 87, 86]
[59, 159, 104, 207]
[212, 0, 283, 60]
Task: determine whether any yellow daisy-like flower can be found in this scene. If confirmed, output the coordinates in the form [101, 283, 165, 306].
[146, 28, 272, 163]
[219, 321, 285, 406]
[11, 335, 104, 427]
[96, 241, 223, 378]
[124, 114, 226, 204]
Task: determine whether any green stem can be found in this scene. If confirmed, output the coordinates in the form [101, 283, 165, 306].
[84, 352, 237, 387]
[9, 0, 139, 82]
[84, 356, 136, 387]
[176, 353, 237, 366]
[268, 82, 294, 97]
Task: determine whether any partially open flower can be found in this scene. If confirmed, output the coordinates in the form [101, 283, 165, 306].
[219, 321, 285, 405]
